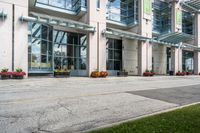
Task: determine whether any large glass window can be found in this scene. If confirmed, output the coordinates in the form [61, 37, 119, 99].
[106, 38, 122, 71]
[106, 0, 138, 25]
[36, 0, 87, 12]
[28, 23, 53, 72]
[152, 0, 171, 34]
[53, 30, 87, 70]
[182, 51, 194, 73]
[182, 11, 194, 35]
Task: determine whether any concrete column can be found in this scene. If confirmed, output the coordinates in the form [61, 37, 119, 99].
[14, 2, 28, 75]
[152, 44, 167, 75]
[171, 1, 182, 74]
[123, 39, 138, 75]
[138, 41, 152, 75]
[87, 0, 107, 76]
[194, 14, 200, 75]
[171, 46, 182, 73]
[138, 0, 153, 75]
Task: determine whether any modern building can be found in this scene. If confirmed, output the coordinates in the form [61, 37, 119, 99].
[0, 0, 200, 77]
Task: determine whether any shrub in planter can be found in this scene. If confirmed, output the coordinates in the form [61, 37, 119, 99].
[12, 68, 26, 79]
[0, 68, 11, 80]
[143, 70, 155, 77]
[186, 72, 192, 75]
[91, 71, 101, 78]
[54, 69, 70, 78]
[176, 71, 185, 76]
[12, 72, 26, 79]
[176, 71, 181, 76]
[100, 71, 108, 78]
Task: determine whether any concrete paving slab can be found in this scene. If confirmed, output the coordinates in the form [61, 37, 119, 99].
[128, 84, 200, 105]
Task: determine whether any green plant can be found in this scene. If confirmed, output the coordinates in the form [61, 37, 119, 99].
[145, 69, 150, 73]
[1, 68, 8, 72]
[54, 69, 70, 73]
[16, 68, 23, 73]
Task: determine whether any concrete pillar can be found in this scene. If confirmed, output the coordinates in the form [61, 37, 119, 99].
[138, 0, 153, 75]
[0, 0, 28, 75]
[123, 39, 138, 75]
[87, 0, 107, 76]
[171, 0, 182, 74]
[14, 2, 28, 75]
[194, 14, 200, 75]
[152, 44, 167, 75]
[138, 41, 152, 75]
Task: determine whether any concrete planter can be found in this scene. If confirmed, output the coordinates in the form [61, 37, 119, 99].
[117, 71, 128, 77]
[54, 72, 70, 78]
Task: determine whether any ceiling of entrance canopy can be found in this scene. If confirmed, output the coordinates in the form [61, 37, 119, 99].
[181, 0, 200, 13]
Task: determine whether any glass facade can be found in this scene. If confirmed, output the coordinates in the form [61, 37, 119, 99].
[28, 23, 53, 73]
[28, 22, 87, 74]
[152, 0, 171, 34]
[106, 38, 122, 71]
[36, 0, 87, 12]
[182, 51, 194, 72]
[182, 11, 194, 35]
[106, 0, 138, 25]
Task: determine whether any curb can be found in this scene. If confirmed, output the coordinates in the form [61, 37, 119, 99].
[80, 102, 200, 133]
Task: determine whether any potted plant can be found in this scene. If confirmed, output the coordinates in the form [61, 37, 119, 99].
[91, 71, 101, 78]
[143, 70, 155, 77]
[176, 71, 185, 76]
[0, 68, 11, 80]
[12, 68, 26, 79]
[117, 70, 128, 77]
[100, 71, 108, 78]
[176, 71, 181, 76]
[150, 70, 155, 76]
[54, 69, 70, 78]
[186, 71, 192, 75]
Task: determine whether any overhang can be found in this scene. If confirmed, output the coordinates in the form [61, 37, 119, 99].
[20, 12, 95, 32]
[103, 28, 179, 47]
[103, 28, 149, 41]
[157, 32, 194, 44]
[181, 0, 200, 13]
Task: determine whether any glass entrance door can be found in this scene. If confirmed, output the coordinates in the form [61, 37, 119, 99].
[53, 30, 87, 76]
[106, 38, 122, 76]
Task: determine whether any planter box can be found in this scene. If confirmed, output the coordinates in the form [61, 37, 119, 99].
[117, 71, 128, 77]
[169, 71, 174, 76]
[143, 72, 155, 77]
[12, 75, 24, 79]
[54, 72, 70, 78]
[1, 75, 11, 80]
